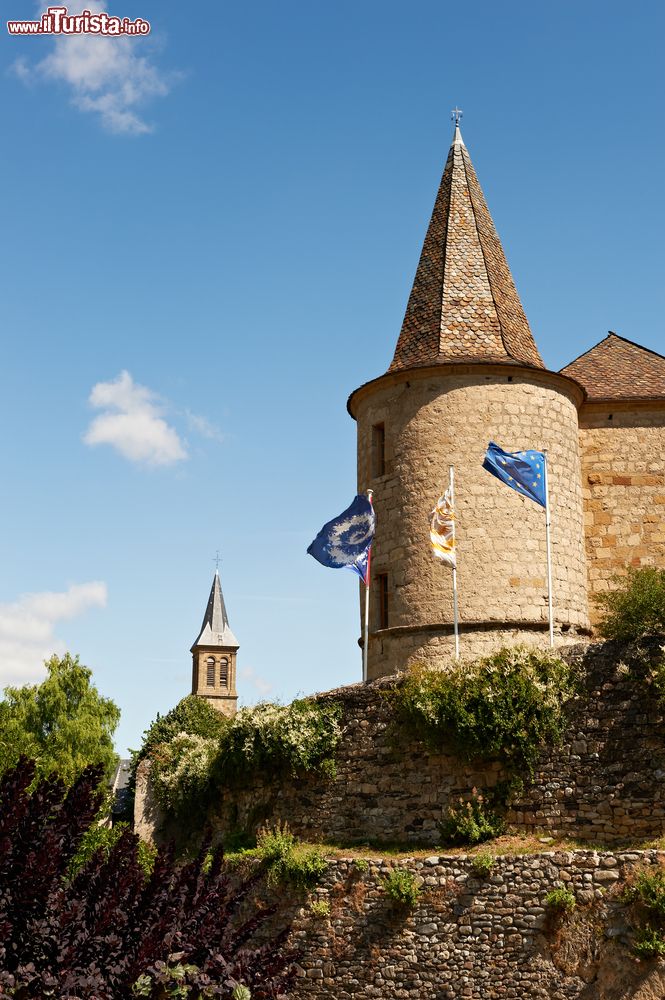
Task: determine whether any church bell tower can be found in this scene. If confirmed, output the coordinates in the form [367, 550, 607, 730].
[191, 570, 239, 716]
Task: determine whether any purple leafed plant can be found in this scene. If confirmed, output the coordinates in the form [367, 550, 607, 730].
[0, 759, 295, 999]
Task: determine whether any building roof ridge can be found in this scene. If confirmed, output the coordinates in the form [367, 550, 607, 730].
[561, 331, 665, 402]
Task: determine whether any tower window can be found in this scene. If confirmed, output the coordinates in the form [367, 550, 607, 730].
[371, 423, 385, 478]
[376, 573, 389, 629]
[219, 657, 229, 687]
[206, 657, 215, 686]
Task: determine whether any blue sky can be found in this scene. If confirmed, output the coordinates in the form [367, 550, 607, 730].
[1, 0, 663, 755]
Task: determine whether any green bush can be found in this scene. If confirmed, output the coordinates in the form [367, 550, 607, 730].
[146, 698, 342, 822]
[228, 822, 328, 891]
[67, 819, 128, 880]
[393, 646, 575, 774]
[595, 567, 665, 641]
[623, 866, 665, 919]
[471, 851, 495, 877]
[214, 699, 342, 782]
[633, 926, 665, 959]
[150, 731, 218, 814]
[131, 694, 228, 781]
[309, 899, 331, 918]
[544, 887, 576, 912]
[439, 789, 504, 846]
[381, 868, 420, 907]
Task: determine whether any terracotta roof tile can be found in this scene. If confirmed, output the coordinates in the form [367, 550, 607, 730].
[561, 333, 665, 401]
[389, 129, 544, 373]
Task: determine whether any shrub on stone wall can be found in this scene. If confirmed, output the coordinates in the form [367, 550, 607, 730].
[470, 851, 495, 877]
[439, 788, 504, 846]
[381, 868, 420, 907]
[544, 887, 576, 912]
[393, 646, 575, 774]
[621, 865, 665, 958]
[131, 695, 229, 782]
[0, 758, 295, 999]
[595, 567, 665, 641]
[151, 731, 219, 814]
[148, 699, 342, 823]
[224, 822, 328, 891]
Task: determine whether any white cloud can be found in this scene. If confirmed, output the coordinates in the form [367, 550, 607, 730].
[0, 582, 108, 688]
[83, 370, 188, 467]
[239, 666, 273, 699]
[11, 3, 174, 134]
[184, 410, 225, 443]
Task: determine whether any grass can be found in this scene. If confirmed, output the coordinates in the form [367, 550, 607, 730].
[281, 831, 660, 863]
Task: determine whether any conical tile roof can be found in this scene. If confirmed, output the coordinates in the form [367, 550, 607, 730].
[389, 126, 544, 372]
[192, 571, 239, 650]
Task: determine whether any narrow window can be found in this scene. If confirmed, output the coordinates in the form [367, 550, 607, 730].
[206, 657, 215, 686]
[377, 573, 389, 629]
[219, 657, 229, 687]
[371, 423, 385, 478]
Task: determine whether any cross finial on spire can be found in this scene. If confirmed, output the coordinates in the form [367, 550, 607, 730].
[213, 550, 221, 572]
[451, 106, 463, 128]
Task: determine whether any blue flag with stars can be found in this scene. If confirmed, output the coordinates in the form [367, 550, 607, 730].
[483, 442, 546, 508]
[307, 494, 376, 582]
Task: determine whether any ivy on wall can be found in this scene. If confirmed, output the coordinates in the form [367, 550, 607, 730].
[391, 646, 576, 774]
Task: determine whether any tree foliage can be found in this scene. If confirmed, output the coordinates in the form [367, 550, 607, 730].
[145, 698, 342, 825]
[0, 653, 120, 785]
[0, 759, 296, 999]
[132, 695, 229, 780]
[595, 567, 665, 641]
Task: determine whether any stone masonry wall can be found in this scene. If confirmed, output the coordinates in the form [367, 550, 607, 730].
[352, 365, 589, 679]
[286, 849, 665, 999]
[579, 402, 665, 624]
[136, 637, 665, 849]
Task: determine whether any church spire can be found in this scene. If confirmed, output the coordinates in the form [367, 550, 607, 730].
[192, 570, 239, 650]
[388, 123, 544, 372]
[191, 570, 239, 717]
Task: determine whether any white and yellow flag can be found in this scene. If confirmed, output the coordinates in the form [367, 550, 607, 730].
[430, 488, 457, 568]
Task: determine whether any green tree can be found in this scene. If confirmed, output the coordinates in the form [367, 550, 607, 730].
[0, 652, 120, 785]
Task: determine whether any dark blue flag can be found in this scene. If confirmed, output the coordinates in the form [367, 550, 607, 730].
[307, 495, 376, 581]
[483, 441, 546, 508]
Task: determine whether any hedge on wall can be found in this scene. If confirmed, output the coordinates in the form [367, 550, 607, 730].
[392, 646, 576, 774]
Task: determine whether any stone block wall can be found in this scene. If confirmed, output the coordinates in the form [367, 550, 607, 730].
[351, 364, 589, 679]
[286, 849, 665, 999]
[136, 637, 665, 849]
[579, 401, 665, 622]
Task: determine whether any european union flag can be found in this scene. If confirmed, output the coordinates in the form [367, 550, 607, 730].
[307, 494, 376, 582]
[483, 442, 546, 508]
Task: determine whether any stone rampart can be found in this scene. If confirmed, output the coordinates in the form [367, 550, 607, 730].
[136, 636, 665, 849]
[286, 849, 665, 999]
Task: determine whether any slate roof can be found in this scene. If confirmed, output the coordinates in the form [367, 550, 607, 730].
[561, 333, 665, 402]
[192, 571, 239, 650]
[388, 125, 544, 373]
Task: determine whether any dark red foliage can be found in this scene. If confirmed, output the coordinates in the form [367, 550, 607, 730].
[0, 760, 295, 999]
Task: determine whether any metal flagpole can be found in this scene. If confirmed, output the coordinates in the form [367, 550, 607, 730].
[363, 489, 374, 682]
[543, 451, 554, 648]
[449, 466, 460, 659]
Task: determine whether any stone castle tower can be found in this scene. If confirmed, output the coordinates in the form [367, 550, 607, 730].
[191, 570, 239, 716]
[348, 122, 664, 681]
